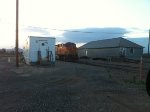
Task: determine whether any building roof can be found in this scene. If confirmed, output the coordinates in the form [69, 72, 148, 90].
[79, 37, 144, 49]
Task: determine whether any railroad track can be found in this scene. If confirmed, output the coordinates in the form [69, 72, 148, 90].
[77, 60, 148, 72]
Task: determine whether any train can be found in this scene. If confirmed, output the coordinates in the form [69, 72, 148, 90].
[56, 42, 78, 61]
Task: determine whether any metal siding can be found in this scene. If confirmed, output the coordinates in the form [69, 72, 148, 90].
[30, 37, 38, 62]
[78, 48, 120, 58]
[48, 38, 56, 62]
[78, 49, 85, 57]
[23, 36, 56, 64]
[126, 48, 143, 60]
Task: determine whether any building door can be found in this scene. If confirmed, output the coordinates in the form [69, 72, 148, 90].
[38, 40, 48, 61]
[120, 48, 126, 57]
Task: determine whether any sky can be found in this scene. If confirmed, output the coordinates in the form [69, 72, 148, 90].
[0, 0, 150, 51]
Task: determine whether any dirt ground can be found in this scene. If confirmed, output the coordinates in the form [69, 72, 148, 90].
[0, 56, 150, 112]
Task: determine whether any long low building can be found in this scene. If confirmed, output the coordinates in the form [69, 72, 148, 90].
[78, 37, 144, 60]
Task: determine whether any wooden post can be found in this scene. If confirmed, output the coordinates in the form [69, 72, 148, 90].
[139, 56, 143, 81]
[16, 0, 19, 67]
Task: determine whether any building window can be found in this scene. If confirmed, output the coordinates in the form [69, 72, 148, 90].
[85, 49, 88, 56]
[42, 43, 45, 46]
[130, 48, 134, 54]
[120, 48, 126, 57]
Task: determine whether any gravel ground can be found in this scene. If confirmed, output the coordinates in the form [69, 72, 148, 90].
[0, 56, 150, 112]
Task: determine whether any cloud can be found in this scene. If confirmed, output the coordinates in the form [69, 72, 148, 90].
[18, 26, 52, 48]
[125, 27, 148, 38]
[23, 26, 51, 36]
[61, 27, 129, 43]
[20, 27, 148, 51]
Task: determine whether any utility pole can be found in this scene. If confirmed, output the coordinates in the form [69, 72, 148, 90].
[16, 0, 19, 67]
[148, 29, 150, 55]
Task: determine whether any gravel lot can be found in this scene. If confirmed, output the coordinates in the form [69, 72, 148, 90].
[0, 56, 150, 112]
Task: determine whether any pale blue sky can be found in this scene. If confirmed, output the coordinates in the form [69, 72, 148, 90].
[0, 0, 149, 48]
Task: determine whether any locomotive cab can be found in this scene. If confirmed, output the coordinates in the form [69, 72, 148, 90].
[56, 42, 78, 61]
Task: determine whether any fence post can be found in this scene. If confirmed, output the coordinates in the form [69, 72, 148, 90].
[139, 56, 143, 81]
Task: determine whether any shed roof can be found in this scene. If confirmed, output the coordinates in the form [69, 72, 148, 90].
[79, 37, 144, 49]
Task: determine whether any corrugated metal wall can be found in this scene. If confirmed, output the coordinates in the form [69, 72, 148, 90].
[126, 48, 143, 60]
[78, 48, 120, 58]
[78, 47, 143, 60]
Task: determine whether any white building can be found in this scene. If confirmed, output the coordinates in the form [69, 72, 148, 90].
[23, 36, 55, 65]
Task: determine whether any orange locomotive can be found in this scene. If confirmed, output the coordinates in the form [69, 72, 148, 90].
[56, 42, 78, 61]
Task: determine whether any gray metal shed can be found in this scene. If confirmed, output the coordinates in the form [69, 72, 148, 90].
[78, 37, 144, 60]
